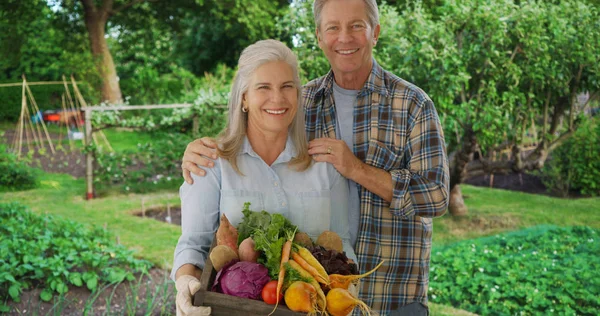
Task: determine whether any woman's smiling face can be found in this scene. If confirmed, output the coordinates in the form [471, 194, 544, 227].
[244, 61, 298, 137]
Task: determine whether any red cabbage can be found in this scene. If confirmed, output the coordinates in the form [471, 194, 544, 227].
[212, 260, 271, 300]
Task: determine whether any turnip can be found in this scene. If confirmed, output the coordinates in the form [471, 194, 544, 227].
[283, 281, 318, 314]
[326, 288, 372, 316]
[238, 237, 260, 262]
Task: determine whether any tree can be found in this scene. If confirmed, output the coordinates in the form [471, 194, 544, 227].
[285, 0, 600, 214]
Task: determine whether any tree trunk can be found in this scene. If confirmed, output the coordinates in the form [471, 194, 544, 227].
[448, 125, 478, 216]
[81, 0, 123, 104]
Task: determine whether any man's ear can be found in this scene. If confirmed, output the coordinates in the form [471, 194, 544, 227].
[373, 24, 381, 46]
[316, 28, 323, 48]
[373, 24, 381, 45]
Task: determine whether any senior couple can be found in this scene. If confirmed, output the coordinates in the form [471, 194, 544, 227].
[172, 0, 449, 315]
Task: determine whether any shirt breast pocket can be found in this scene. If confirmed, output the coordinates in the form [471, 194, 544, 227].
[298, 190, 331, 239]
[220, 190, 265, 227]
[365, 139, 403, 171]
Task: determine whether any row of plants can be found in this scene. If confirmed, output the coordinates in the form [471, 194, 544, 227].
[429, 225, 600, 315]
[92, 132, 197, 193]
[0, 202, 152, 312]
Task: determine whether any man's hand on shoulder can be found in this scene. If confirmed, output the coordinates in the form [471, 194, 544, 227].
[182, 137, 218, 184]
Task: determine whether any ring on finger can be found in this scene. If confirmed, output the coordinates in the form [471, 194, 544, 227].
[327, 146, 332, 154]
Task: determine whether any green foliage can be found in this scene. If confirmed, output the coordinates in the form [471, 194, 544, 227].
[0, 143, 37, 191]
[539, 117, 600, 196]
[93, 132, 194, 193]
[429, 225, 600, 315]
[0, 202, 152, 310]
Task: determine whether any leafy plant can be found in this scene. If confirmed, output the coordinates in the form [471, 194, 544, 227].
[539, 117, 600, 197]
[429, 225, 600, 315]
[0, 202, 152, 312]
[0, 143, 37, 191]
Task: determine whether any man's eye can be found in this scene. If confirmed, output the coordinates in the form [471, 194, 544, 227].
[327, 26, 338, 31]
[258, 86, 269, 90]
[283, 84, 294, 89]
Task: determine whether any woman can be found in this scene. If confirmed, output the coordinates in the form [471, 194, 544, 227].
[172, 39, 355, 315]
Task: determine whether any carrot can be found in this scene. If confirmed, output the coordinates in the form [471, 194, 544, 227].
[269, 227, 297, 316]
[296, 246, 329, 283]
[287, 260, 327, 312]
[291, 252, 329, 284]
[326, 288, 372, 316]
[329, 260, 386, 290]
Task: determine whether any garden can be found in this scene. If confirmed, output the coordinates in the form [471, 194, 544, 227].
[1, 0, 600, 315]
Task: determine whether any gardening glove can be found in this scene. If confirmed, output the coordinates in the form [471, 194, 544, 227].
[176, 275, 211, 316]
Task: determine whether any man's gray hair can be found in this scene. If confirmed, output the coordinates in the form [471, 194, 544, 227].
[313, 0, 380, 30]
[217, 39, 311, 174]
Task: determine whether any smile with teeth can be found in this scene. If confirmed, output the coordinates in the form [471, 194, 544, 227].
[265, 109, 287, 115]
[337, 48, 359, 55]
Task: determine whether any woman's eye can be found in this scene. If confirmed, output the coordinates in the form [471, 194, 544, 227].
[258, 86, 269, 90]
[283, 84, 294, 89]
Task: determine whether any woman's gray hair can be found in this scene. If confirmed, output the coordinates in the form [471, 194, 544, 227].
[313, 0, 379, 31]
[217, 39, 311, 174]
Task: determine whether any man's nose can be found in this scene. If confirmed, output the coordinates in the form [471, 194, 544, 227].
[338, 28, 352, 43]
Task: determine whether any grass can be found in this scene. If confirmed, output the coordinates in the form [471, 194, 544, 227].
[433, 185, 600, 246]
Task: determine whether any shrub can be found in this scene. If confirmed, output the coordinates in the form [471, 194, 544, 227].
[429, 225, 600, 315]
[0, 202, 152, 312]
[540, 117, 600, 196]
[0, 143, 37, 191]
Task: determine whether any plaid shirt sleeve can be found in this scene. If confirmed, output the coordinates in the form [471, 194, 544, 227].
[389, 97, 449, 218]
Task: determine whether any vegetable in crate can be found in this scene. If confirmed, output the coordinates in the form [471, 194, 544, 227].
[212, 260, 271, 300]
[316, 230, 343, 253]
[238, 237, 260, 262]
[209, 244, 239, 271]
[284, 281, 319, 314]
[236, 202, 298, 279]
[216, 213, 239, 252]
[326, 288, 372, 316]
[311, 245, 358, 275]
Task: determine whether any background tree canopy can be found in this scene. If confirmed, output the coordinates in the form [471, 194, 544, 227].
[1, 0, 599, 200]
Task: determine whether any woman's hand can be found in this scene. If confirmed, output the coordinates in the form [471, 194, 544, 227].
[182, 137, 219, 184]
[175, 275, 211, 316]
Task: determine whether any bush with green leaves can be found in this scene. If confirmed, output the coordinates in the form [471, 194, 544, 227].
[0, 202, 152, 312]
[539, 117, 600, 197]
[429, 225, 600, 315]
[0, 144, 37, 191]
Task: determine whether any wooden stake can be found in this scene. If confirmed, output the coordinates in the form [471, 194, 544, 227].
[141, 198, 146, 217]
[26, 83, 55, 154]
[489, 174, 494, 188]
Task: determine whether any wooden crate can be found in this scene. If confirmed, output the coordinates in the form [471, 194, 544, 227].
[193, 239, 304, 316]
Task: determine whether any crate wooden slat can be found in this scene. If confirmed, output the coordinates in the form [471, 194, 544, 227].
[193, 238, 304, 315]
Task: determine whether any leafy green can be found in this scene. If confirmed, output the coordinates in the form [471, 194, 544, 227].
[283, 262, 312, 291]
[236, 203, 297, 279]
[429, 225, 600, 315]
[237, 202, 272, 245]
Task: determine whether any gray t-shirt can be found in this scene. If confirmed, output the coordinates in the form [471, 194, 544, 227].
[333, 81, 361, 248]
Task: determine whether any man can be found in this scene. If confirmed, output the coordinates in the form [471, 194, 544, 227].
[181, 0, 449, 314]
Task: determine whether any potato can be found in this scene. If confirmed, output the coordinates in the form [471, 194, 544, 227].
[293, 232, 314, 248]
[209, 244, 239, 271]
[316, 230, 343, 253]
[238, 237, 260, 262]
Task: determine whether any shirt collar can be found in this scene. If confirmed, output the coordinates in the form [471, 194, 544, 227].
[315, 59, 389, 98]
[240, 135, 297, 165]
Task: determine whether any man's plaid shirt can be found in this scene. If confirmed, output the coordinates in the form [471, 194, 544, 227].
[302, 61, 449, 313]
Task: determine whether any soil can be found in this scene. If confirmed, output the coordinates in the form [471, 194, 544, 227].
[464, 172, 549, 195]
[134, 206, 182, 226]
[7, 269, 176, 315]
[2, 128, 86, 178]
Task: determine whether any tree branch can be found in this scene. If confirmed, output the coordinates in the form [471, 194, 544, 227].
[111, 0, 146, 15]
[569, 64, 584, 131]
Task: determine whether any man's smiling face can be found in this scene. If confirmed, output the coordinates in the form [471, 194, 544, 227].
[316, 0, 380, 80]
